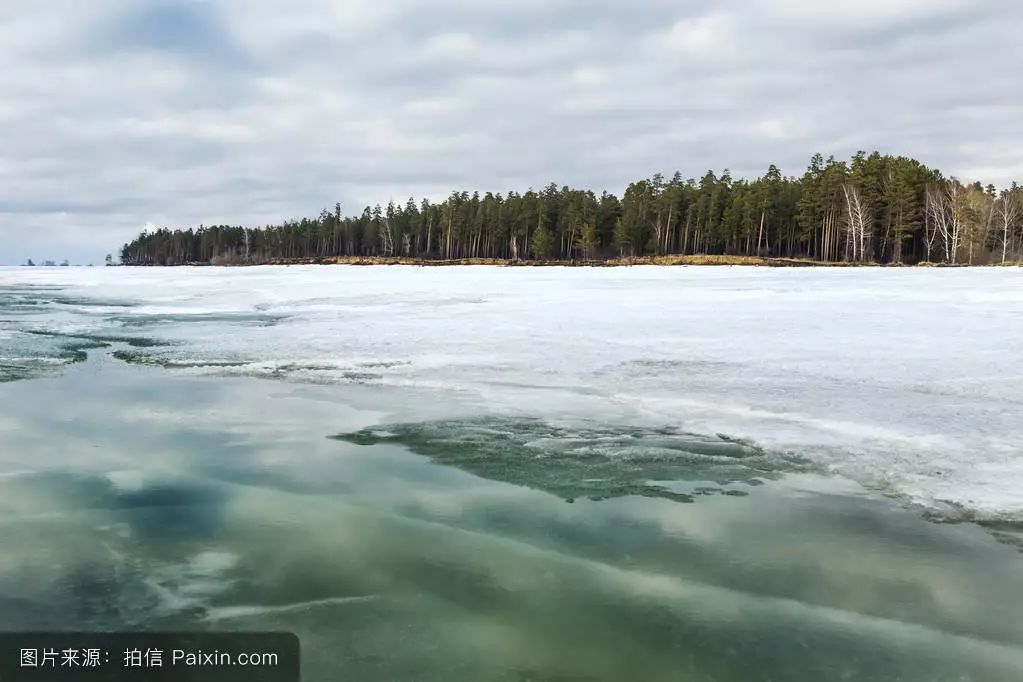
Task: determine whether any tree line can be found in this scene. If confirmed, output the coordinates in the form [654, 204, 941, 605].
[120, 152, 1023, 266]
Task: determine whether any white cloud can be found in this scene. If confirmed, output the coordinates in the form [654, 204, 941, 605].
[748, 119, 790, 141]
[0, 0, 1021, 263]
[570, 66, 607, 88]
[759, 0, 971, 23]
[660, 13, 738, 57]
[421, 32, 479, 60]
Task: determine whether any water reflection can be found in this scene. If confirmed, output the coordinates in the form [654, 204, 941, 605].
[0, 361, 1021, 680]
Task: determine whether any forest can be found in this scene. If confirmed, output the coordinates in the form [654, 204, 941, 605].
[120, 152, 1023, 266]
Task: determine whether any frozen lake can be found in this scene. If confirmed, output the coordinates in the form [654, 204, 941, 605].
[3, 265, 1021, 519]
[1, 265, 1022, 680]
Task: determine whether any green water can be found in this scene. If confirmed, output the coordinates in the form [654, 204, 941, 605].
[1, 355, 1022, 681]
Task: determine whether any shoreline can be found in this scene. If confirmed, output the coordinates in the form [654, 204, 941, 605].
[116, 255, 1017, 268]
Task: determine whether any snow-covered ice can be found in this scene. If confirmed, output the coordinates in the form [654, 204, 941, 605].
[1, 264, 1021, 520]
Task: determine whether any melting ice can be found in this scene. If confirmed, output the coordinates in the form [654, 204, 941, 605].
[1, 265, 1021, 520]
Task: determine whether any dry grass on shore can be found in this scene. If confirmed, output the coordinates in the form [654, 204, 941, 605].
[253, 254, 865, 267]
[171, 254, 1022, 267]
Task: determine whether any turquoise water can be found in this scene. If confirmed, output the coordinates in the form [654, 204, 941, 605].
[1, 357, 1022, 680]
[2, 267, 1023, 680]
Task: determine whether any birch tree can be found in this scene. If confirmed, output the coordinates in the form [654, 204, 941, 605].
[842, 183, 872, 262]
[924, 184, 948, 262]
[927, 179, 969, 264]
[995, 187, 1021, 264]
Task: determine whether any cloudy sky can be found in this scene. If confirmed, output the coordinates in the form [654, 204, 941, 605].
[1, 0, 1021, 264]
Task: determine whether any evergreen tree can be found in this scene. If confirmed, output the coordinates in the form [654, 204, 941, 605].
[117, 151, 1017, 266]
[530, 226, 553, 259]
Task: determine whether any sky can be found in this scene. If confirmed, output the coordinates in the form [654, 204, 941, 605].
[1, 0, 1022, 264]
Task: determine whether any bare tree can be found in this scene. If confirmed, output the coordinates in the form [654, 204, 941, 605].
[380, 217, 394, 256]
[995, 189, 1022, 264]
[924, 184, 947, 262]
[944, 181, 962, 263]
[842, 183, 872, 262]
[927, 179, 969, 264]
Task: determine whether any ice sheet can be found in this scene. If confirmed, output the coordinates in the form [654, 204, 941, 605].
[1, 265, 1021, 520]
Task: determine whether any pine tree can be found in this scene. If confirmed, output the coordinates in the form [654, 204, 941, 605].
[530, 226, 552, 259]
[116, 152, 1014, 266]
[576, 220, 598, 259]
